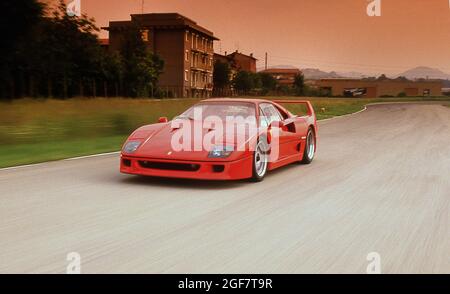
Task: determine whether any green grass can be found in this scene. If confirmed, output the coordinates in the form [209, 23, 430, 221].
[0, 136, 126, 168]
[1, 96, 449, 168]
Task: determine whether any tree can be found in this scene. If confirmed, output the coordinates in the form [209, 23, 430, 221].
[258, 72, 277, 93]
[0, 0, 45, 98]
[293, 73, 305, 96]
[251, 72, 262, 90]
[0, 0, 164, 99]
[120, 25, 164, 97]
[213, 61, 231, 91]
[1, 0, 104, 98]
[233, 71, 255, 94]
[48, 0, 103, 97]
[100, 51, 124, 97]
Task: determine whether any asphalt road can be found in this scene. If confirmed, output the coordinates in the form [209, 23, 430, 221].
[1, 103, 449, 274]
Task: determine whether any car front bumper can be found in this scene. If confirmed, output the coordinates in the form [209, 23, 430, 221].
[120, 154, 253, 180]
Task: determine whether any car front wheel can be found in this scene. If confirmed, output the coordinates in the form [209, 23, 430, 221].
[251, 140, 268, 182]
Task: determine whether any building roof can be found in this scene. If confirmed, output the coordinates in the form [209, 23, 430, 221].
[227, 51, 258, 61]
[103, 13, 219, 40]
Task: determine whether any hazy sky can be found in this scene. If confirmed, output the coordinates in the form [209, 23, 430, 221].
[61, 0, 450, 75]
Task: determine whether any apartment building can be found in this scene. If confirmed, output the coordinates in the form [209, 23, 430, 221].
[103, 13, 219, 98]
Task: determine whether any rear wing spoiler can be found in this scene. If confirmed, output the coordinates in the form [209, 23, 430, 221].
[273, 100, 315, 117]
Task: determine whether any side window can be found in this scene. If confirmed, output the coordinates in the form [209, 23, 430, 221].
[259, 107, 269, 127]
[274, 105, 289, 120]
[260, 103, 283, 126]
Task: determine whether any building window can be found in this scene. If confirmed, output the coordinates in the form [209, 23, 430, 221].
[192, 52, 197, 67]
[185, 70, 189, 82]
[191, 34, 195, 48]
[185, 31, 189, 42]
[141, 29, 149, 42]
[185, 50, 189, 62]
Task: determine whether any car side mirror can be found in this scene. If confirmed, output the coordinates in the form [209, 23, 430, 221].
[158, 117, 168, 123]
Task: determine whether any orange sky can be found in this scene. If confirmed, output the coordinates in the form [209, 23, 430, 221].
[66, 0, 450, 75]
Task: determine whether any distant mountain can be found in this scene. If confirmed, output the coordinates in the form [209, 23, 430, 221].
[259, 65, 450, 83]
[398, 66, 450, 80]
[336, 71, 369, 79]
[269, 65, 298, 69]
[301, 68, 341, 79]
[257, 65, 299, 71]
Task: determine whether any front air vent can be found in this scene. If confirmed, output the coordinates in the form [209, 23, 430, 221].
[138, 161, 200, 172]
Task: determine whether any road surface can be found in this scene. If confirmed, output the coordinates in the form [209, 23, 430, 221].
[1, 103, 449, 273]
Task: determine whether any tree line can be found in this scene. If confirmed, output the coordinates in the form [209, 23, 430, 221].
[213, 60, 307, 96]
[0, 0, 164, 100]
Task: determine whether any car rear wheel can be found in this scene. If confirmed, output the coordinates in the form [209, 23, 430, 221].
[301, 128, 315, 164]
[251, 140, 268, 182]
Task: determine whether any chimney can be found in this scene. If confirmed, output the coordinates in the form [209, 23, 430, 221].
[250, 53, 253, 57]
[225, 51, 227, 56]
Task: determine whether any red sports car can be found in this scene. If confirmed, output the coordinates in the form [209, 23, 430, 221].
[120, 98, 317, 181]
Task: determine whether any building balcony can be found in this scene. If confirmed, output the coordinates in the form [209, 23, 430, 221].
[190, 66, 212, 73]
[190, 83, 213, 90]
[191, 47, 213, 55]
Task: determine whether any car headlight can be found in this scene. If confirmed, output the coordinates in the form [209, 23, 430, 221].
[123, 141, 141, 154]
[208, 145, 234, 158]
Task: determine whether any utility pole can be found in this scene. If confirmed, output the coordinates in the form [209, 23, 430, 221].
[141, 0, 144, 14]
[265, 52, 268, 70]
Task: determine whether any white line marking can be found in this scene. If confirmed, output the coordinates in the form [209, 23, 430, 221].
[63, 151, 120, 161]
[0, 151, 120, 171]
[319, 106, 368, 123]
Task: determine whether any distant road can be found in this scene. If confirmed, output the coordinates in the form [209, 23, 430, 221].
[0, 103, 449, 273]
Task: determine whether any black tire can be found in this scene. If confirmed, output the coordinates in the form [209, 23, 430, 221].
[250, 139, 269, 182]
[301, 128, 315, 164]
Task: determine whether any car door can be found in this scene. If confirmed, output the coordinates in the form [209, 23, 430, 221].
[259, 103, 297, 160]
[272, 104, 306, 157]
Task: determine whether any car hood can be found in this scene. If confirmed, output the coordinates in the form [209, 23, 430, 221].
[131, 120, 258, 161]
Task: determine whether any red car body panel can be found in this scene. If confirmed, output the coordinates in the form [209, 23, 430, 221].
[120, 98, 317, 180]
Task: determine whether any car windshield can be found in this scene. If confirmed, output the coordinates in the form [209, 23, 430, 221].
[178, 102, 256, 121]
